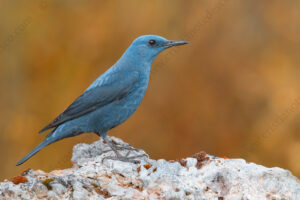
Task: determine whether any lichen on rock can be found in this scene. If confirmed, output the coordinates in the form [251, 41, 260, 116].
[1, 137, 300, 199]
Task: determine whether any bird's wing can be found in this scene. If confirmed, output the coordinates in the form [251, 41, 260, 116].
[39, 72, 139, 134]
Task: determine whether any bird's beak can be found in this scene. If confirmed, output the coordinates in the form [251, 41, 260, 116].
[164, 40, 189, 48]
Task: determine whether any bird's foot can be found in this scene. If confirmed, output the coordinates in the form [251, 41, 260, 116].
[101, 147, 148, 164]
[102, 154, 148, 164]
[101, 136, 148, 164]
[115, 145, 143, 152]
[100, 143, 144, 155]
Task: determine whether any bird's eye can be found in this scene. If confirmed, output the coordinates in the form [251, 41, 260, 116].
[148, 39, 156, 46]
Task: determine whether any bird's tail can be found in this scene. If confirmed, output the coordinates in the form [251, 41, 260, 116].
[16, 137, 55, 166]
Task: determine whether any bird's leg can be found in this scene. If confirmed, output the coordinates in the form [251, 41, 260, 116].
[101, 136, 148, 164]
[102, 136, 123, 157]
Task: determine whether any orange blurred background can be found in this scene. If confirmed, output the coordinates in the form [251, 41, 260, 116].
[0, 0, 299, 180]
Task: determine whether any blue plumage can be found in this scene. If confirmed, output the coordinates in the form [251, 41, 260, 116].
[17, 35, 188, 166]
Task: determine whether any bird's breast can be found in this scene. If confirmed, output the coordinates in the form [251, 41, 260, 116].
[112, 77, 148, 119]
[119, 77, 148, 108]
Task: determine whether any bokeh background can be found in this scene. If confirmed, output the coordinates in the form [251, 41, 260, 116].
[0, 0, 299, 180]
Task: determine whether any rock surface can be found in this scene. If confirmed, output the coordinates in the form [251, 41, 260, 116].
[1, 137, 300, 200]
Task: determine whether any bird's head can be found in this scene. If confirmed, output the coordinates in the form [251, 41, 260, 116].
[125, 35, 188, 64]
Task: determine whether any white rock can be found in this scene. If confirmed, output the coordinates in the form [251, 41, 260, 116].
[1, 136, 299, 199]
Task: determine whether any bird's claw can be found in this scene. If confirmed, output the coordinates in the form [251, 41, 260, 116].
[115, 145, 143, 152]
[100, 136, 148, 164]
[99, 144, 143, 155]
[101, 153, 148, 164]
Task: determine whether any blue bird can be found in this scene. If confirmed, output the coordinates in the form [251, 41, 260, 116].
[16, 35, 188, 166]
